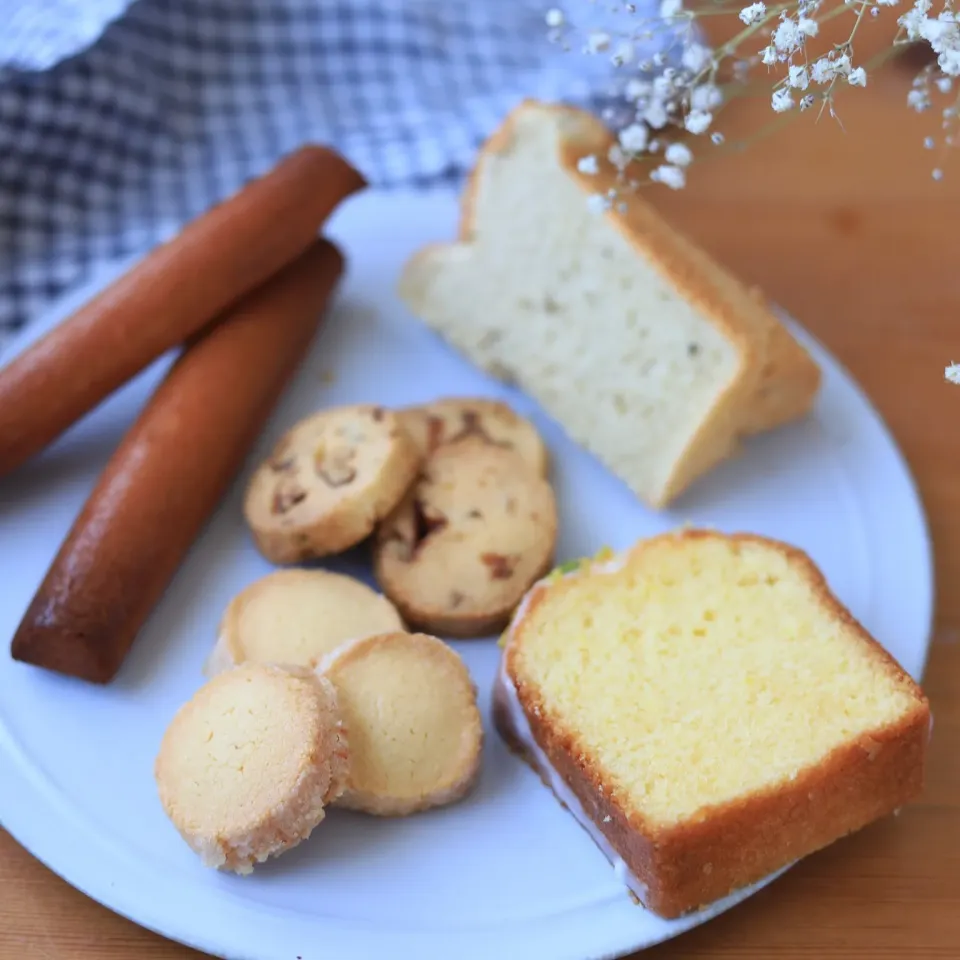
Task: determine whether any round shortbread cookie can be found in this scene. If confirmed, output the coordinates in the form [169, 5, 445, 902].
[372, 439, 558, 637]
[155, 662, 349, 874]
[243, 404, 421, 563]
[204, 569, 405, 676]
[399, 397, 549, 477]
[317, 631, 482, 816]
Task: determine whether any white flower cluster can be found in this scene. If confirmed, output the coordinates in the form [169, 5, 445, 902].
[900, 2, 960, 77]
[946, 363, 960, 384]
[548, 0, 958, 191]
[758, 3, 871, 116]
[545, 0, 727, 192]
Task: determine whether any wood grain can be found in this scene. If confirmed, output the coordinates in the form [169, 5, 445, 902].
[2, 64, 959, 960]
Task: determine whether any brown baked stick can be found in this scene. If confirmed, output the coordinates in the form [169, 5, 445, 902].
[10, 239, 344, 684]
[0, 145, 364, 478]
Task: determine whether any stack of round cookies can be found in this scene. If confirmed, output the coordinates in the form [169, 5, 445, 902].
[155, 396, 560, 874]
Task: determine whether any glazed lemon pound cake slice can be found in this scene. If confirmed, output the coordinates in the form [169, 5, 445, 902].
[494, 530, 930, 918]
[398, 101, 820, 508]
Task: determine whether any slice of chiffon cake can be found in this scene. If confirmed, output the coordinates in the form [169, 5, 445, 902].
[398, 100, 821, 508]
[494, 529, 930, 918]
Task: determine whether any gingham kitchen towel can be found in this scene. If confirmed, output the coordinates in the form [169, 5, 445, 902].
[0, 0, 644, 346]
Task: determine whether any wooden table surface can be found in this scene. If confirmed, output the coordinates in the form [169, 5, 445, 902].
[2, 51, 959, 960]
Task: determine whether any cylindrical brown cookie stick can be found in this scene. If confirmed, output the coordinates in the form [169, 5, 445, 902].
[10, 240, 344, 684]
[0, 145, 364, 478]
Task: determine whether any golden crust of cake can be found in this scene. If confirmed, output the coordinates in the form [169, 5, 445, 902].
[496, 529, 930, 918]
[317, 631, 483, 816]
[204, 569, 405, 676]
[155, 662, 349, 874]
[399, 397, 549, 477]
[372, 438, 557, 638]
[243, 404, 421, 563]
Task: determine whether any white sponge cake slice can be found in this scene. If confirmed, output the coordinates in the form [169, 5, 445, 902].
[398, 100, 820, 508]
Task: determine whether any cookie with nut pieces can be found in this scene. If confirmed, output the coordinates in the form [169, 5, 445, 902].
[373, 438, 557, 637]
[204, 569, 406, 677]
[399, 397, 549, 477]
[318, 631, 483, 816]
[244, 404, 421, 563]
[154, 662, 349, 874]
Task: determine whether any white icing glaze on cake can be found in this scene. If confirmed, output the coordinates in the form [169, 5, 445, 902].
[495, 653, 650, 904]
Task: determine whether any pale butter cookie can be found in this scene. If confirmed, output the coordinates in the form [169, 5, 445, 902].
[400, 397, 549, 476]
[204, 569, 405, 676]
[372, 439, 557, 637]
[317, 631, 482, 816]
[155, 662, 349, 874]
[244, 404, 421, 563]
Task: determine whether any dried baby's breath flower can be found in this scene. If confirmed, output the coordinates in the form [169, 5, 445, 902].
[788, 65, 810, 89]
[586, 193, 611, 214]
[586, 30, 612, 53]
[545, 8, 565, 28]
[908, 88, 931, 111]
[740, 2, 767, 25]
[684, 109, 713, 134]
[651, 163, 687, 188]
[577, 154, 600, 175]
[612, 40, 637, 66]
[619, 122, 650, 152]
[691, 83, 723, 111]
[682, 43, 713, 73]
[643, 101, 670, 129]
[848, 67, 867, 87]
[772, 88, 795, 112]
[665, 142, 693, 166]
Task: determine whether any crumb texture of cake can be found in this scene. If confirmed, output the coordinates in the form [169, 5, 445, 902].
[398, 100, 821, 508]
[155, 662, 349, 874]
[205, 569, 405, 675]
[319, 631, 483, 816]
[496, 529, 930, 918]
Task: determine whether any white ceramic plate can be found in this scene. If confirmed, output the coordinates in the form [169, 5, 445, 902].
[0, 190, 933, 960]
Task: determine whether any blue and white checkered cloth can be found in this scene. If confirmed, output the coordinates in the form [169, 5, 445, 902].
[0, 0, 639, 346]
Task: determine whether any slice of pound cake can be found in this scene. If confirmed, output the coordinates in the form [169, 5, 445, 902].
[494, 529, 930, 918]
[398, 100, 821, 508]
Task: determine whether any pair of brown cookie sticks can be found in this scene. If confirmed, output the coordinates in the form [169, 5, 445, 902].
[2, 145, 367, 684]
